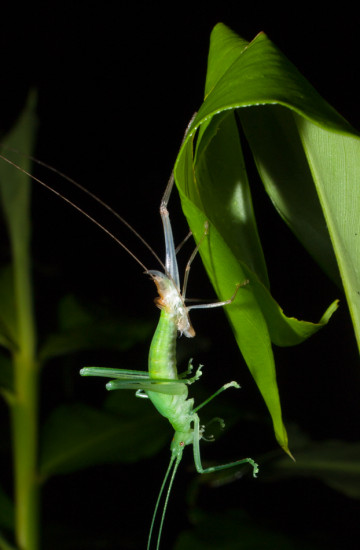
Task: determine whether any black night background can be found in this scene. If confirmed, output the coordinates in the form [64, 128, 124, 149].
[0, 2, 359, 549]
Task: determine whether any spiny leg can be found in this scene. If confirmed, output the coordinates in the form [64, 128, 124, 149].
[80, 367, 150, 379]
[192, 412, 259, 477]
[81, 365, 202, 390]
[81, 368, 193, 396]
[106, 378, 190, 395]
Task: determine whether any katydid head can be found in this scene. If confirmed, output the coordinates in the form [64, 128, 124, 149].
[170, 430, 193, 457]
[147, 270, 195, 338]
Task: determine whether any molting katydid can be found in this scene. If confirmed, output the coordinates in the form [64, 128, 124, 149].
[0, 117, 258, 550]
[79, 119, 259, 549]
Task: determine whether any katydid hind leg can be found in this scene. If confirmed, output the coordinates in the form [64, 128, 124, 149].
[81, 368, 192, 394]
[80, 367, 150, 379]
[192, 413, 259, 477]
[106, 376, 193, 394]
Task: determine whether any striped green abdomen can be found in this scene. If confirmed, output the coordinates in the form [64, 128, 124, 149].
[148, 309, 178, 380]
[147, 309, 191, 433]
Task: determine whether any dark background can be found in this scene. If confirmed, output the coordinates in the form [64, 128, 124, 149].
[0, 2, 359, 549]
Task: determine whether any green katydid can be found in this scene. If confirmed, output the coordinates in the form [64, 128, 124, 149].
[79, 127, 259, 548]
[0, 119, 258, 549]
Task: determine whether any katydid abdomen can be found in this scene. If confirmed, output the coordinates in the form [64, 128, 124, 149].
[147, 309, 191, 432]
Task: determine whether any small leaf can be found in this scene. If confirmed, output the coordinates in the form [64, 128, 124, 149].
[173, 23, 357, 453]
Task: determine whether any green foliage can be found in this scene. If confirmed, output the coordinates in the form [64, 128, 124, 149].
[174, 23, 359, 454]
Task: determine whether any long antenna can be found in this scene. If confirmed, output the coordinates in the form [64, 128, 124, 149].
[155, 454, 182, 550]
[0, 150, 165, 273]
[147, 451, 183, 550]
[147, 455, 176, 550]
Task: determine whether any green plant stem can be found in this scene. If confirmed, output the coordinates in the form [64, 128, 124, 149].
[11, 355, 39, 550]
[9, 222, 39, 550]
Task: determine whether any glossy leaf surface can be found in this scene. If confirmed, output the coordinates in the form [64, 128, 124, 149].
[174, 23, 359, 452]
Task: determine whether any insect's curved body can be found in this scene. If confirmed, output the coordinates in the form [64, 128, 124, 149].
[148, 306, 196, 449]
[81, 169, 258, 549]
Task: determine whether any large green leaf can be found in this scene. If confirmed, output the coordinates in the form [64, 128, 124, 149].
[173, 23, 359, 453]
